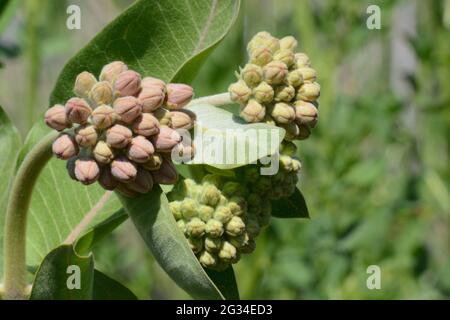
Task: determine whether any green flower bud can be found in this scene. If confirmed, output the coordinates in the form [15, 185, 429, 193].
[91, 104, 118, 129]
[279, 122, 300, 141]
[169, 110, 196, 130]
[294, 100, 318, 128]
[258, 203, 272, 228]
[291, 158, 302, 172]
[165, 83, 194, 110]
[74, 158, 100, 185]
[93, 141, 114, 164]
[114, 70, 141, 97]
[246, 214, 261, 238]
[227, 196, 247, 216]
[253, 176, 272, 194]
[204, 237, 222, 253]
[218, 241, 237, 263]
[240, 238, 256, 254]
[273, 49, 295, 68]
[45, 104, 71, 131]
[199, 184, 221, 207]
[99, 61, 128, 83]
[252, 81, 274, 104]
[279, 36, 298, 50]
[75, 125, 97, 147]
[132, 113, 160, 137]
[286, 69, 304, 88]
[113, 96, 142, 124]
[222, 181, 246, 197]
[201, 174, 222, 187]
[181, 198, 198, 220]
[228, 232, 250, 249]
[280, 141, 297, 156]
[116, 183, 137, 198]
[205, 219, 224, 238]
[263, 61, 288, 85]
[186, 217, 206, 238]
[65, 97, 92, 124]
[244, 166, 260, 183]
[138, 85, 165, 112]
[74, 71, 97, 98]
[177, 219, 187, 234]
[247, 31, 279, 54]
[213, 206, 233, 224]
[127, 167, 153, 194]
[127, 135, 155, 163]
[269, 102, 295, 124]
[240, 63, 263, 87]
[199, 250, 218, 268]
[151, 158, 178, 185]
[198, 205, 214, 222]
[111, 156, 137, 182]
[297, 67, 317, 83]
[66, 157, 77, 180]
[247, 193, 262, 213]
[240, 99, 265, 123]
[153, 108, 172, 126]
[297, 123, 311, 140]
[249, 46, 273, 66]
[106, 124, 132, 149]
[141, 153, 163, 171]
[89, 81, 114, 106]
[225, 216, 245, 237]
[295, 53, 311, 68]
[169, 201, 183, 220]
[52, 134, 79, 160]
[98, 167, 119, 190]
[188, 237, 203, 254]
[274, 85, 296, 102]
[228, 80, 251, 105]
[151, 126, 181, 152]
[280, 154, 294, 171]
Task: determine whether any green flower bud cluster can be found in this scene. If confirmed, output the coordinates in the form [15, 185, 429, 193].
[45, 61, 196, 197]
[169, 175, 272, 270]
[228, 32, 320, 141]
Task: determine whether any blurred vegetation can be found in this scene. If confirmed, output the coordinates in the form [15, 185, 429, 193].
[1, 0, 449, 299]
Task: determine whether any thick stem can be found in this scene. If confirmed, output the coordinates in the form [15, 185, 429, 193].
[186, 92, 232, 108]
[2, 130, 58, 300]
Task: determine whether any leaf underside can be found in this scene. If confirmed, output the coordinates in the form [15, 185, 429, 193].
[271, 187, 310, 219]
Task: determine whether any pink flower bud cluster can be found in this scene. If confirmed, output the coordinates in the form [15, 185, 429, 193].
[45, 61, 196, 197]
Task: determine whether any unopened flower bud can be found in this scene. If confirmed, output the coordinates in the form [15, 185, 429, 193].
[295, 53, 311, 67]
[114, 70, 141, 97]
[89, 81, 113, 105]
[111, 156, 137, 182]
[127, 135, 154, 163]
[170, 201, 183, 220]
[205, 219, 224, 238]
[127, 167, 153, 193]
[116, 183, 137, 198]
[199, 250, 218, 268]
[91, 104, 118, 129]
[169, 110, 195, 130]
[246, 214, 261, 238]
[141, 76, 166, 89]
[204, 237, 222, 253]
[199, 184, 221, 207]
[280, 154, 294, 171]
[141, 153, 163, 171]
[252, 81, 274, 104]
[296, 82, 320, 102]
[291, 158, 302, 172]
[153, 108, 172, 126]
[240, 238, 256, 254]
[269, 102, 295, 124]
[294, 100, 318, 127]
[151, 126, 181, 152]
[240, 99, 265, 123]
[279, 122, 300, 141]
[259, 203, 272, 228]
[45, 105, 71, 131]
[113, 96, 142, 124]
[287, 69, 304, 87]
[202, 174, 222, 187]
[138, 86, 165, 112]
[297, 67, 317, 83]
[227, 197, 247, 216]
[228, 80, 251, 105]
[52, 134, 78, 159]
[229, 232, 251, 249]
[280, 141, 297, 156]
[179, 198, 197, 220]
[198, 205, 214, 222]
[65, 97, 92, 124]
[74, 71, 97, 98]
[188, 237, 203, 254]
[132, 113, 160, 136]
[213, 206, 233, 224]
[263, 61, 288, 85]
[151, 159, 178, 184]
[177, 219, 186, 233]
[274, 85, 295, 102]
[165, 83, 194, 110]
[240, 64, 263, 87]
[249, 46, 273, 66]
[279, 36, 298, 50]
[297, 123, 311, 140]
[218, 241, 237, 263]
[225, 216, 245, 237]
[186, 217, 206, 238]
[75, 125, 97, 147]
[99, 61, 128, 83]
[93, 141, 114, 164]
[273, 49, 295, 67]
[106, 124, 132, 148]
[74, 158, 100, 185]
[66, 157, 78, 180]
[98, 167, 119, 190]
[247, 31, 279, 53]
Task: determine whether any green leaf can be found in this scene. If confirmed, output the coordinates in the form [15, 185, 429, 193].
[50, 0, 240, 105]
[92, 270, 138, 300]
[119, 186, 238, 300]
[271, 187, 310, 219]
[185, 104, 285, 169]
[0, 106, 21, 277]
[205, 267, 239, 300]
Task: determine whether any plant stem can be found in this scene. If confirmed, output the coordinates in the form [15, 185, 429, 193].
[186, 92, 232, 107]
[2, 130, 58, 300]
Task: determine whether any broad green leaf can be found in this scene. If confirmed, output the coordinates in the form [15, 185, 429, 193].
[185, 104, 285, 169]
[119, 186, 238, 300]
[0, 106, 21, 277]
[50, 0, 240, 105]
[92, 270, 137, 300]
[271, 187, 310, 219]
[205, 267, 239, 300]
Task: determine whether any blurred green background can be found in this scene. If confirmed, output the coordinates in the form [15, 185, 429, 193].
[1, 0, 449, 299]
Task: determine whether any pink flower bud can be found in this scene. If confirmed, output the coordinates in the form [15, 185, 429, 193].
[106, 124, 132, 149]
[141, 77, 166, 89]
[169, 110, 196, 130]
[127, 135, 155, 163]
[74, 158, 100, 185]
[89, 81, 114, 106]
[45, 104, 71, 131]
[91, 104, 118, 129]
[150, 126, 182, 152]
[165, 83, 194, 110]
[98, 167, 119, 190]
[65, 97, 92, 124]
[114, 70, 141, 97]
[111, 156, 137, 182]
[113, 96, 142, 124]
[151, 159, 178, 185]
[75, 125, 97, 147]
[127, 167, 153, 193]
[52, 134, 79, 159]
[132, 113, 160, 137]
[99, 61, 128, 83]
[263, 61, 288, 85]
[138, 85, 165, 112]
